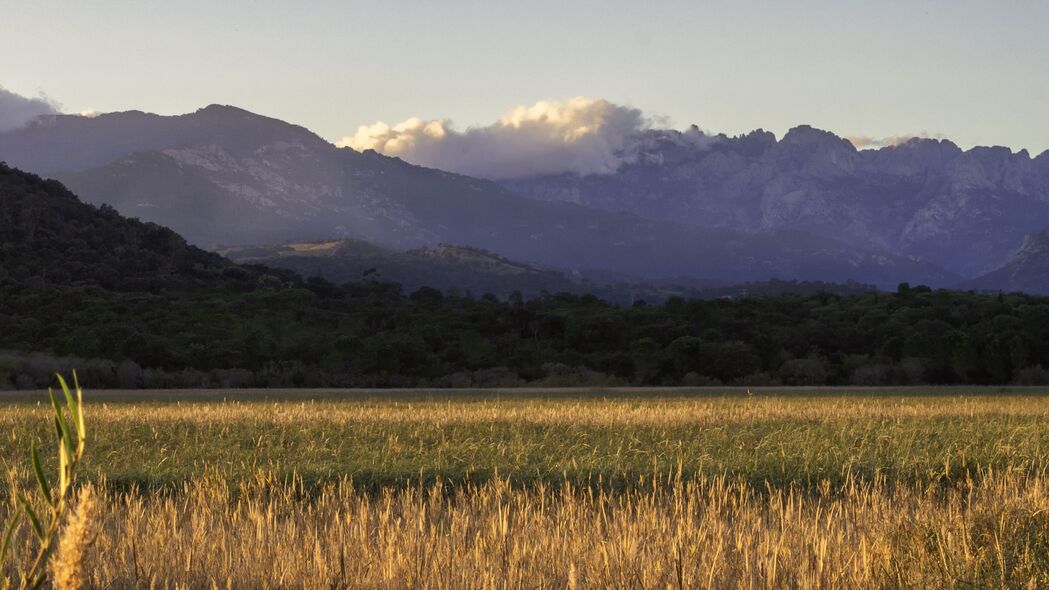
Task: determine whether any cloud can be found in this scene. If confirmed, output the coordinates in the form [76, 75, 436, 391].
[0, 86, 59, 132]
[337, 97, 669, 179]
[845, 133, 944, 150]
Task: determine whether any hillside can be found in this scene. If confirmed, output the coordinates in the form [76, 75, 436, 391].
[0, 106, 955, 288]
[222, 239, 882, 303]
[965, 228, 1049, 294]
[220, 240, 586, 298]
[0, 162, 273, 292]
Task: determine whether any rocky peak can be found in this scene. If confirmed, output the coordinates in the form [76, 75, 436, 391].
[773, 125, 858, 175]
[868, 137, 963, 176]
[967, 145, 1020, 163]
[728, 129, 777, 157]
[194, 104, 255, 117]
[949, 145, 1032, 191]
[892, 137, 962, 157]
[780, 125, 856, 151]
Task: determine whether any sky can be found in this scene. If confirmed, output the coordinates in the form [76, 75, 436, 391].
[2, 0, 1048, 154]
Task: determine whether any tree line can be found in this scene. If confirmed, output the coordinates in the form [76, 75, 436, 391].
[3, 276, 1048, 389]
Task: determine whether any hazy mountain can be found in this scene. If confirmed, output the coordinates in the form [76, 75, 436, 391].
[964, 228, 1049, 294]
[0, 106, 955, 287]
[0, 105, 327, 173]
[503, 126, 1049, 277]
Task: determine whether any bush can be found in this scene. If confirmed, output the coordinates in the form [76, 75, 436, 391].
[777, 358, 829, 386]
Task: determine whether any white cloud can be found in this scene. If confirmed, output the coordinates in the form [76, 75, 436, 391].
[0, 86, 59, 132]
[845, 133, 944, 150]
[337, 97, 661, 179]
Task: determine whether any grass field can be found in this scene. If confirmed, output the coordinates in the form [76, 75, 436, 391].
[3, 387, 1049, 588]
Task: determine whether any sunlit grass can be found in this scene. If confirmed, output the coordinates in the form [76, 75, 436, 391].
[3, 388, 1049, 587]
[5, 471, 1049, 588]
[3, 389, 1049, 489]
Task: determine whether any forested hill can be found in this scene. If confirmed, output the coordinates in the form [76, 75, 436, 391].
[0, 162, 295, 292]
[3, 163, 1049, 390]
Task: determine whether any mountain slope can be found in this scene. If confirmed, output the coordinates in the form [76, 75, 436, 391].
[503, 127, 1049, 277]
[965, 229, 1049, 294]
[0, 161, 279, 292]
[0, 106, 955, 288]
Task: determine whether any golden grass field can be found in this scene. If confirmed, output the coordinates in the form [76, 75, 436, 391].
[3, 387, 1049, 588]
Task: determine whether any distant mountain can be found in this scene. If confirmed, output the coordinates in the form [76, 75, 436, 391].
[0, 106, 326, 173]
[0, 106, 955, 288]
[503, 126, 1049, 278]
[964, 228, 1049, 294]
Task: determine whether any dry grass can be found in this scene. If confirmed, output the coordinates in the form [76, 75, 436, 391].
[4, 471, 1049, 588]
[3, 389, 1049, 587]
[4, 390, 1049, 488]
[49, 485, 99, 590]
[7, 392, 1049, 426]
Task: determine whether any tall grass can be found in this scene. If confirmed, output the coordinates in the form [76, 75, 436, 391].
[3, 471, 1047, 588]
[4, 392, 1049, 489]
[4, 389, 1049, 587]
[2, 374, 88, 590]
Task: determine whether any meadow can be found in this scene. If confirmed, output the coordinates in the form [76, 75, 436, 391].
[3, 387, 1049, 588]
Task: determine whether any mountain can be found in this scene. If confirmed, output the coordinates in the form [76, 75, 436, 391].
[3, 161, 1044, 390]
[964, 228, 1049, 294]
[0, 106, 954, 288]
[502, 126, 1049, 278]
[0, 161, 320, 380]
[0, 161, 283, 293]
[0, 105, 326, 173]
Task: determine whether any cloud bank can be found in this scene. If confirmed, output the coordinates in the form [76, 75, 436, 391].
[337, 97, 657, 179]
[0, 86, 59, 132]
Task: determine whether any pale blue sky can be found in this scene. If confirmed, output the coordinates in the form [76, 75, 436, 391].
[3, 0, 1047, 152]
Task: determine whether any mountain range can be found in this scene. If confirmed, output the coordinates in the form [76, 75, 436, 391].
[0, 106, 1045, 291]
[0, 106, 957, 289]
[504, 126, 1049, 279]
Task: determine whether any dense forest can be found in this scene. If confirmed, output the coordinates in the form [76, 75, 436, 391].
[5, 276, 1049, 389]
[2, 163, 1048, 389]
